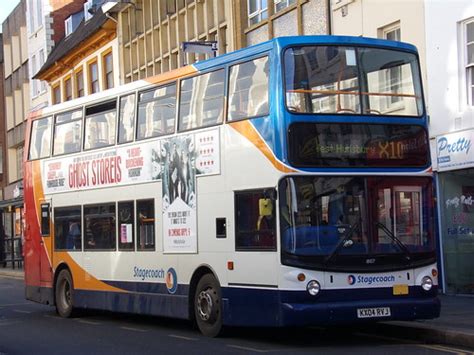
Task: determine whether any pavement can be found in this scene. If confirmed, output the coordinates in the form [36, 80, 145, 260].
[0, 267, 473, 349]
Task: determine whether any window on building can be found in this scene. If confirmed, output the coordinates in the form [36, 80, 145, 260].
[118, 201, 134, 250]
[179, 69, 225, 131]
[76, 70, 85, 98]
[103, 51, 114, 90]
[228, 56, 269, 121]
[54, 206, 82, 251]
[382, 25, 402, 105]
[137, 84, 176, 140]
[52, 84, 61, 105]
[39, 49, 46, 93]
[16, 146, 24, 180]
[64, 77, 72, 101]
[84, 101, 117, 150]
[29, 116, 52, 160]
[248, 0, 268, 26]
[28, 0, 43, 33]
[274, 0, 296, 13]
[464, 19, 474, 106]
[89, 60, 99, 94]
[137, 199, 155, 250]
[53, 109, 83, 155]
[84, 203, 116, 251]
[118, 94, 136, 144]
[235, 189, 276, 251]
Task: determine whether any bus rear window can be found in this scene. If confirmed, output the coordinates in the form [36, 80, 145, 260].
[288, 123, 429, 168]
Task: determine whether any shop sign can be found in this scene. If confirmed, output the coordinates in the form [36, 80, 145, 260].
[436, 130, 474, 171]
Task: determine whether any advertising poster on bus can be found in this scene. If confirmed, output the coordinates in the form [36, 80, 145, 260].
[161, 134, 198, 253]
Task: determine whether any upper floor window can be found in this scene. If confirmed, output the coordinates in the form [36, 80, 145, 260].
[179, 69, 225, 131]
[64, 77, 73, 102]
[228, 56, 269, 121]
[52, 84, 61, 105]
[76, 70, 85, 98]
[84, 101, 117, 150]
[248, 0, 268, 26]
[53, 109, 83, 155]
[382, 24, 402, 105]
[137, 84, 176, 140]
[29, 116, 52, 160]
[274, 0, 296, 13]
[89, 60, 99, 94]
[28, 0, 43, 33]
[103, 51, 114, 90]
[464, 19, 474, 106]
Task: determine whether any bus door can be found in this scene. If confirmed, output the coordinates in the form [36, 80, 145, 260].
[39, 199, 53, 283]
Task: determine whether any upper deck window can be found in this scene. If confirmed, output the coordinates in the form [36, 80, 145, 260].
[84, 101, 117, 150]
[118, 93, 136, 144]
[29, 116, 52, 160]
[179, 69, 225, 131]
[53, 109, 83, 156]
[228, 56, 269, 121]
[284, 46, 423, 117]
[137, 84, 176, 140]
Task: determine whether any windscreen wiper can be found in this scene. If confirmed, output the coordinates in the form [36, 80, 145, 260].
[324, 222, 360, 265]
[375, 222, 411, 263]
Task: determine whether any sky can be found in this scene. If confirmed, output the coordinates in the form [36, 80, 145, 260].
[0, 0, 21, 31]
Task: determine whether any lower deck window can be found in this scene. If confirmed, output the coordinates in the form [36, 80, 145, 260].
[137, 199, 155, 250]
[84, 203, 116, 250]
[118, 201, 134, 250]
[54, 206, 82, 251]
[235, 189, 276, 251]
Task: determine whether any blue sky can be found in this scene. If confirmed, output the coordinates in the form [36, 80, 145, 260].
[0, 0, 21, 31]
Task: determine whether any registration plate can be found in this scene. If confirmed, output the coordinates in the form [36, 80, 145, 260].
[357, 307, 391, 318]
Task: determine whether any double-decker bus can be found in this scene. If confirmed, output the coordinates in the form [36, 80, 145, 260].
[24, 36, 440, 337]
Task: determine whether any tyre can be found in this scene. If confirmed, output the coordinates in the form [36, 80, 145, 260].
[194, 274, 223, 337]
[55, 269, 75, 318]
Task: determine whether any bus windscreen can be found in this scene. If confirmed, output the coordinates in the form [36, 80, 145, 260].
[288, 123, 429, 168]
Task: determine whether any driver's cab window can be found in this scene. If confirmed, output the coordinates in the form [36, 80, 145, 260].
[235, 189, 276, 251]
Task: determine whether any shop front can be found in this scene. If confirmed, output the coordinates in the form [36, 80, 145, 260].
[0, 183, 24, 269]
[436, 129, 474, 294]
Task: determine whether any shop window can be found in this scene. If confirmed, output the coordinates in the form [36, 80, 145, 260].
[54, 206, 82, 251]
[84, 101, 117, 150]
[235, 189, 276, 251]
[228, 56, 269, 121]
[29, 116, 52, 160]
[118, 201, 135, 250]
[118, 93, 136, 144]
[137, 199, 155, 250]
[179, 69, 225, 131]
[137, 84, 176, 140]
[84, 203, 116, 250]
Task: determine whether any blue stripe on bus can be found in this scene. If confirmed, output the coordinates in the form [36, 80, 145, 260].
[100, 279, 189, 297]
[72, 284, 439, 327]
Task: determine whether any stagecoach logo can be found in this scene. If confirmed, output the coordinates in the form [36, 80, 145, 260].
[347, 274, 396, 286]
[166, 268, 178, 294]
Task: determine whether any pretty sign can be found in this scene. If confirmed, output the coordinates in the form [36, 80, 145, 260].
[436, 130, 474, 171]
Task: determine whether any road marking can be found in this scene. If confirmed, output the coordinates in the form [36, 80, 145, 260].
[120, 326, 148, 332]
[227, 345, 269, 353]
[0, 302, 33, 307]
[168, 334, 198, 341]
[417, 344, 471, 355]
[0, 320, 22, 326]
[77, 319, 101, 325]
[355, 332, 419, 344]
[13, 309, 32, 314]
[44, 315, 61, 319]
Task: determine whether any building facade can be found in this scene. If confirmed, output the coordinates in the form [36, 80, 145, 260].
[331, 0, 474, 295]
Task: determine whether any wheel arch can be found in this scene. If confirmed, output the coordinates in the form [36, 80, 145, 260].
[188, 264, 221, 322]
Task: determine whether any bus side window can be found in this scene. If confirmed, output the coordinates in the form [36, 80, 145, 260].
[235, 189, 276, 251]
[137, 199, 155, 251]
[118, 201, 135, 251]
[53, 109, 83, 156]
[84, 101, 117, 150]
[54, 206, 82, 251]
[118, 94, 136, 144]
[228, 56, 269, 121]
[84, 203, 116, 251]
[29, 116, 52, 160]
[179, 69, 225, 131]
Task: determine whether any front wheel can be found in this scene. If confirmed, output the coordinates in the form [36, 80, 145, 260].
[194, 274, 223, 337]
[55, 269, 75, 318]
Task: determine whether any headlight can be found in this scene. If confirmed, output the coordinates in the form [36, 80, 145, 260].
[307, 280, 321, 296]
[421, 276, 433, 291]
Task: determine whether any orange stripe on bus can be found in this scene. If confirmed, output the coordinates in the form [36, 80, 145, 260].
[229, 120, 296, 173]
[144, 65, 197, 85]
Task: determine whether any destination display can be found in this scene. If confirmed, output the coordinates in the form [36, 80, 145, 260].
[288, 123, 429, 168]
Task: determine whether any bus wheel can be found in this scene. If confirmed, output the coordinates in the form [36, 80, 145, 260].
[194, 274, 223, 337]
[55, 269, 75, 318]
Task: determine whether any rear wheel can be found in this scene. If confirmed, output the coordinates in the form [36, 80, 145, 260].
[194, 274, 223, 337]
[55, 269, 75, 318]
